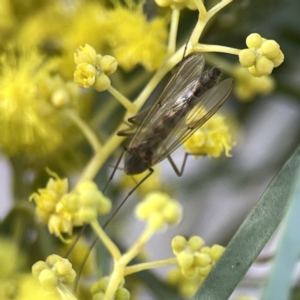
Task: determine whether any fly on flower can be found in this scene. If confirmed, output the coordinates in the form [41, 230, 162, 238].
[119, 53, 233, 175]
[105, 53, 234, 219]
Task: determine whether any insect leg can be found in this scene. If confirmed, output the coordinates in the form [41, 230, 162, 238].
[103, 148, 126, 193]
[102, 167, 154, 228]
[167, 152, 205, 177]
[166, 153, 190, 176]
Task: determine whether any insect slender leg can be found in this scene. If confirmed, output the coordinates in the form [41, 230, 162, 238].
[103, 148, 125, 193]
[167, 152, 204, 177]
[102, 167, 154, 229]
[73, 235, 98, 292]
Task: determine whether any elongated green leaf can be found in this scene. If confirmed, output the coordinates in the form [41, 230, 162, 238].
[262, 162, 300, 299]
[192, 146, 300, 300]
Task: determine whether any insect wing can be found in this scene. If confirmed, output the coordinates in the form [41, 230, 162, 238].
[152, 77, 234, 164]
[129, 54, 205, 148]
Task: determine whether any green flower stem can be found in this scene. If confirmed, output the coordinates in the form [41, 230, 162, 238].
[107, 85, 136, 114]
[194, 43, 240, 55]
[167, 8, 181, 57]
[194, 0, 207, 19]
[65, 108, 102, 152]
[103, 262, 125, 300]
[191, 0, 233, 45]
[124, 257, 178, 276]
[103, 226, 155, 300]
[121, 225, 155, 265]
[91, 220, 121, 260]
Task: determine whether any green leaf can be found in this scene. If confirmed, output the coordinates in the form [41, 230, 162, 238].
[192, 145, 300, 300]
[262, 159, 300, 299]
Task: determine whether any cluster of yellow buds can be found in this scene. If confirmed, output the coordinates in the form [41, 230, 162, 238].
[30, 171, 111, 241]
[154, 0, 197, 10]
[135, 192, 182, 230]
[32, 255, 76, 292]
[90, 277, 130, 300]
[74, 44, 118, 91]
[64, 181, 111, 223]
[167, 235, 225, 296]
[233, 65, 275, 101]
[239, 33, 284, 77]
[172, 235, 225, 278]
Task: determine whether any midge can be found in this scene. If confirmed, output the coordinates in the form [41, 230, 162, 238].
[105, 53, 234, 217]
[119, 53, 233, 177]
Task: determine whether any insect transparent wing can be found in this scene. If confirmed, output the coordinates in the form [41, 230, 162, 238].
[152, 78, 234, 164]
[129, 54, 205, 148]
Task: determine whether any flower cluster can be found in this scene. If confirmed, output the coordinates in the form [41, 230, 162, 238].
[168, 235, 225, 296]
[74, 44, 118, 91]
[135, 192, 182, 230]
[233, 66, 275, 101]
[239, 33, 284, 77]
[64, 181, 112, 223]
[91, 277, 130, 300]
[30, 171, 111, 242]
[32, 255, 76, 292]
[184, 110, 235, 158]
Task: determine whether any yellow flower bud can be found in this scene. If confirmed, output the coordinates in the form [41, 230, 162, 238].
[74, 63, 96, 88]
[46, 254, 61, 266]
[54, 260, 73, 276]
[77, 181, 98, 192]
[177, 251, 194, 269]
[239, 49, 256, 68]
[65, 194, 80, 212]
[188, 236, 205, 251]
[171, 235, 187, 254]
[63, 269, 76, 284]
[162, 201, 182, 224]
[97, 197, 112, 215]
[255, 56, 274, 76]
[51, 88, 70, 107]
[39, 269, 57, 292]
[261, 40, 280, 59]
[115, 287, 130, 300]
[149, 214, 165, 230]
[80, 190, 100, 206]
[210, 244, 225, 261]
[100, 55, 118, 75]
[272, 50, 284, 67]
[181, 267, 197, 278]
[194, 252, 211, 267]
[94, 73, 111, 92]
[78, 207, 97, 223]
[74, 44, 98, 65]
[198, 264, 212, 277]
[246, 33, 263, 48]
[32, 261, 48, 278]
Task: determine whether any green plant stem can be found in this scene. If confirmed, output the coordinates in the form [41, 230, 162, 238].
[124, 257, 177, 276]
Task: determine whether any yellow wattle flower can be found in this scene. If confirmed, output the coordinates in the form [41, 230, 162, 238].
[0, 47, 64, 156]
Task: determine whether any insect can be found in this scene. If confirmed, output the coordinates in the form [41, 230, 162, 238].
[119, 53, 233, 176]
[102, 53, 234, 222]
